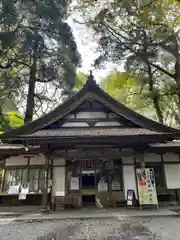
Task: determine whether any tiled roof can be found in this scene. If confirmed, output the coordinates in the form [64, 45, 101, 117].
[20, 128, 164, 138]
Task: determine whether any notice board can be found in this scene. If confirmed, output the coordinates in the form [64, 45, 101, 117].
[127, 189, 136, 207]
[136, 168, 158, 208]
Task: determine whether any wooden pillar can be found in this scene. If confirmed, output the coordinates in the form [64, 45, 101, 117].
[1, 169, 5, 193]
[139, 153, 145, 169]
[41, 153, 49, 209]
[139, 152, 145, 211]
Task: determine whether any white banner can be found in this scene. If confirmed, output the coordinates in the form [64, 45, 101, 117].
[18, 193, 27, 200]
[70, 177, 79, 190]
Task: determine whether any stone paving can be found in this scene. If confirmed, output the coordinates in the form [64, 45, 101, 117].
[0, 216, 180, 240]
[0, 205, 178, 219]
[0, 207, 177, 221]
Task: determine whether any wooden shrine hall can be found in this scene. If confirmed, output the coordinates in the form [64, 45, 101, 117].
[1, 72, 180, 209]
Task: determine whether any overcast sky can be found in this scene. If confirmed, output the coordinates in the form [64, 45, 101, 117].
[67, 15, 117, 82]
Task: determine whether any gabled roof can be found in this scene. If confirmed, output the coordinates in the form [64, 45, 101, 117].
[0, 72, 179, 140]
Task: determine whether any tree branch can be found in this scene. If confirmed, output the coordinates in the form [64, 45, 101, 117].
[150, 63, 175, 79]
[36, 77, 56, 83]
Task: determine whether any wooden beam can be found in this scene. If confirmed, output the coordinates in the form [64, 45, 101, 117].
[52, 150, 140, 160]
[1, 169, 5, 193]
[41, 153, 49, 209]
[21, 136, 171, 147]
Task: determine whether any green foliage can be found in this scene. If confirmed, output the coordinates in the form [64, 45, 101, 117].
[100, 71, 154, 114]
[74, 71, 152, 115]
[74, 0, 180, 126]
[74, 72, 88, 92]
[6, 112, 24, 129]
[0, 111, 24, 132]
[0, 95, 24, 131]
[0, 0, 81, 121]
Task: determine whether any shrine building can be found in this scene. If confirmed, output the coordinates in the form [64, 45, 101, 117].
[0, 72, 180, 209]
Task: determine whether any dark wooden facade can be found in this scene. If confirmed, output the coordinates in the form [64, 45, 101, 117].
[0, 72, 180, 208]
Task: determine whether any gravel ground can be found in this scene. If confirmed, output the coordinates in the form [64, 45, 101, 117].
[0, 217, 180, 240]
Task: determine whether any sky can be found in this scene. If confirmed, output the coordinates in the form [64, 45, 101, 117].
[67, 15, 117, 82]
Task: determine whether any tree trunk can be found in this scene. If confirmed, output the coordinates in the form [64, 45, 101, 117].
[24, 41, 38, 123]
[147, 62, 164, 124]
[42, 153, 49, 210]
[175, 58, 180, 126]
[143, 31, 164, 124]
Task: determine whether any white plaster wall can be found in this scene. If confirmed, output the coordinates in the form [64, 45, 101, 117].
[29, 155, 45, 165]
[144, 153, 161, 162]
[136, 153, 161, 162]
[53, 158, 65, 166]
[52, 167, 65, 196]
[122, 156, 134, 164]
[135, 155, 141, 162]
[95, 121, 122, 127]
[123, 165, 137, 199]
[164, 164, 180, 189]
[5, 156, 28, 166]
[163, 153, 179, 162]
[76, 112, 106, 119]
[62, 122, 89, 127]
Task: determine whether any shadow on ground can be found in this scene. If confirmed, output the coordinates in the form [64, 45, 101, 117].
[37, 219, 159, 240]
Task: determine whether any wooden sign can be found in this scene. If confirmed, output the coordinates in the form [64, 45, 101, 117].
[127, 189, 136, 207]
[18, 183, 29, 200]
[70, 177, 79, 190]
[18, 193, 27, 200]
[20, 184, 29, 194]
[136, 168, 158, 209]
[98, 176, 108, 192]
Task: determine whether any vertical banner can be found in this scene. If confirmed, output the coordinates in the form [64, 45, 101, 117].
[18, 183, 29, 200]
[136, 168, 158, 206]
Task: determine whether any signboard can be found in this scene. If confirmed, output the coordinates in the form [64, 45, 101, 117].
[136, 168, 158, 206]
[18, 193, 27, 200]
[111, 180, 121, 191]
[18, 183, 29, 200]
[70, 177, 79, 190]
[82, 170, 99, 174]
[98, 182, 108, 192]
[97, 176, 108, 192]
[127, 189, 136, 206]
[8, 185, 20, 195]
[21, 184, 29, 194]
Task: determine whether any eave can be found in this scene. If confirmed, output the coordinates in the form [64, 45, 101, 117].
[0, 145, 41, 157]
[12, 133, 176, 148]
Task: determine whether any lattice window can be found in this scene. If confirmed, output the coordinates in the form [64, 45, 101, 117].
[111, 159, 123, 191]
[4, 168, 45, 193]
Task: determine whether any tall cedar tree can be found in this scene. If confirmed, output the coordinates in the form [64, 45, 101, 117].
[0, 0, 81, 123]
